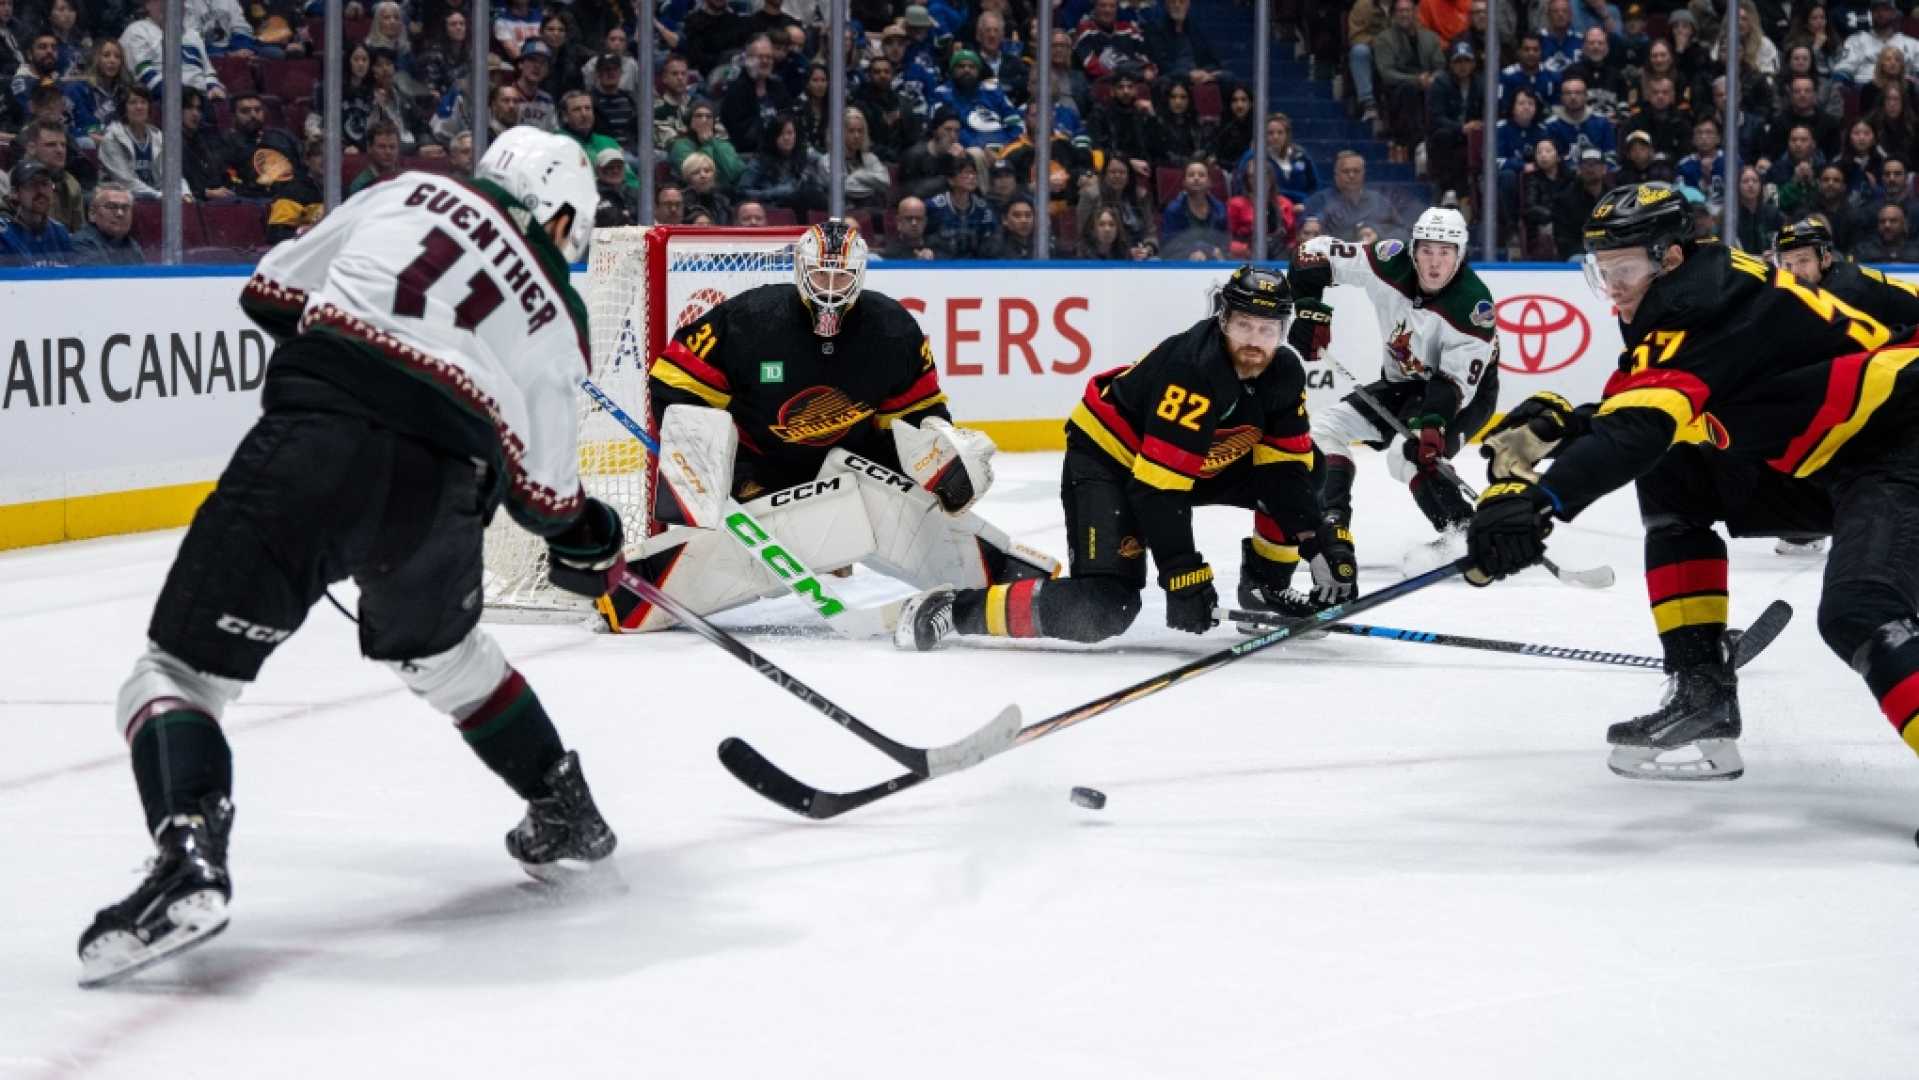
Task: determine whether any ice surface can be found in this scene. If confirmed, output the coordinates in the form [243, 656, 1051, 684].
[4, 452, 1917, 1078]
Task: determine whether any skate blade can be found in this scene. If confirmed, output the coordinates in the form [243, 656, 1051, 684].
[1773, 539, 1828, 557]
[78, 890, 230, 989]
[1607, 739, 1745, 782]
[518, 853, 625, 892]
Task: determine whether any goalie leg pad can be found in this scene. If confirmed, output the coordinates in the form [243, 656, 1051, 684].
[825, 449, 1059, 589]
[653, 404, 739, 529]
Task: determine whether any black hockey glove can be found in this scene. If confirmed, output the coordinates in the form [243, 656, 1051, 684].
[1466, 481, 1555, 586]
[1288, 299, 1333, 362]
[1299, 522, 1359, 605]
[546, 498, 628, 599]
[1159, 554, 1219, 635]
[1480, 391, 1594, 481]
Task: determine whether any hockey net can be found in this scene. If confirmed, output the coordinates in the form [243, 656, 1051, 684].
[482, 225, 806, 620]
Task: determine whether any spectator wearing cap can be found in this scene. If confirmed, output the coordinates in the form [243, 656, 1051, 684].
[982, 157, 1022, 214]
[1086, 63, 1161, 175]
[931, 47, 1023, 151]
[1563, 26, 1628, 117]
[1623, 74, 1692, 162]
[722, 33, 792, 153]
[841, 107, 894, 210]
[899, 6, 945, 73]
[561, 90, 634, 190]
[683, 0, 751, 76]
[1302, 150, 1412, 241]
[1837, 0, 1919, 84]
[1675, 114, 1726, 203]
[1375, 0, 1445, 161]
[1160, 156, 1227, 238]
[588, 54, 640, 152]
[1143, 0, 1221, 85]
[853, 52, 920, 162]
[1615, 128, 1671, 183]
[349, 121, 404, 195]
[668, 100, 747, 188]
[970, 10, 1029, 105]
[989, 193, 1038, 259]
[900, 105, 967, 198]
[1, 158, 75, 265]
[1071, 0, 1149, 80]
[594, 145, 638, 225]
[927, 154, 1000, 258]
[492, 0, 544, 60]
[882, 195, 937, 260]
[511, 40, 559, 131]
[648, 53, 691, 152]
[72, 180, 142, 265]
[1499, 33, 1560, 112]
[878, 20, 942, 119]
[18, 118, 83, 230]
[1427, 39, 1485, 200]
[583, 26, 640, 96]
[1545, 76, 1615, 155]
[121, 0, 224, 100]
[1854, 201, 1919, 259]
[1552, 143, 1612, 257]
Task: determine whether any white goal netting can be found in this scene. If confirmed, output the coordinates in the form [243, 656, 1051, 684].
[481, 225, 805, 620]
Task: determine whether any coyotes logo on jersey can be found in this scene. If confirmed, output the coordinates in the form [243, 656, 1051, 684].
[1384, 322, 1426, 378]
[770, 386, 874, 445]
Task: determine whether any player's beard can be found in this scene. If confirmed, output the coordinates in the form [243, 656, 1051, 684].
[1231, 343, 1273, 379]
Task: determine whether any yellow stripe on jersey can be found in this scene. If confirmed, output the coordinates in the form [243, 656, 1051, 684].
[1132, 455, 1196, 492]
[652, 358, 733, 409]
[1652, 594, 1730, 635]
[1792, 347, 1919, 478]
[1597, 386, 1695, 427]
[874, 392, 950, 429]
[1253, 444, 1313, 467]
[1070, 402, 1139, 469]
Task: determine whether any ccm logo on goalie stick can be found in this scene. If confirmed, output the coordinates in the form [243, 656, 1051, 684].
[723, 512, 847, 618]
[216, 614, 292, 644]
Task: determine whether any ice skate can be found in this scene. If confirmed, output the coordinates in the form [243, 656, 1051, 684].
[78, 796, 234, 989]
[506, 752, 617, 883]
[894, 586, 958, 651]
[1607, 638, 1744, 781]
[1235, 538, 1326, 636]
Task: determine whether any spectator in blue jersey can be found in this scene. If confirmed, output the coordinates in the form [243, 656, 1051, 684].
[1495, 86, 1549, 232]
[0, 159, 75, 266]
[1500, 33, 1559, 109]
[927, 154, 1000, 258]
[931, 48, 1023, 151]
[1161, 157, 1227, 240]
[10, 31, 60, 116]
[1232, 111, 1318, 203]
[1675, 114, 1727, 203]
[1536, 0, 1583, 74]
[1545, 76, 1614, 154]
[880, 21, 942, 119]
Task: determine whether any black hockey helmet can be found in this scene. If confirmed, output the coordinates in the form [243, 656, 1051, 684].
[1215, 264, 1293, 321]
[1583, 181, 1695, 259]
[1774, 216, 1835, 257]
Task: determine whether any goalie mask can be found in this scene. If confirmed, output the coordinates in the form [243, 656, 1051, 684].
[794, 219, 868, 337]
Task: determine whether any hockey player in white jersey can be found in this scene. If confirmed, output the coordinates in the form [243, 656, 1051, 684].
[76, 129, 626, 989]
[1289, 207, 1500, 577]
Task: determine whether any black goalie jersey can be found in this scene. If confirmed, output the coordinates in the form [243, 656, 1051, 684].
[648, 283, 951, 495]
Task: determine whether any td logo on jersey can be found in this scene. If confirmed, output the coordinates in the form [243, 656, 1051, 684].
[1494, 295, 1590, 375]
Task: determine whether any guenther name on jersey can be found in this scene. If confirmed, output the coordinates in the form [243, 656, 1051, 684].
[401, 180, 562, 335]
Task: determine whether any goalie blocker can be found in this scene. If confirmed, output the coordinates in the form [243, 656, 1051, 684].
[603, 405, 1053, 632]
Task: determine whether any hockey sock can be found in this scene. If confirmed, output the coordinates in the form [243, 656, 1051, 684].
[128, 708, 233, 834]
[1246, 516, 1301, 589]
[1645, 527, 1729, 670]
[1409, 469, 1472, 531]
[955, 579, 1046, 638]
[1851, 618, 1919, 758]
[1320, 454, 1357, 525]
[454, 669, 566, 800]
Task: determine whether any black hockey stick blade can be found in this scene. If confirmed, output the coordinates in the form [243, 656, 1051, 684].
[717, 560, 1468, 820]
[1730, 599, 1793, 669]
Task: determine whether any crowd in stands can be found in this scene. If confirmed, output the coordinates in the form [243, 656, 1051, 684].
[7, 0, 1919, 265]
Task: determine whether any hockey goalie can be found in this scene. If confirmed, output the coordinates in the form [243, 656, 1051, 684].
[598, 219, 1058, 632]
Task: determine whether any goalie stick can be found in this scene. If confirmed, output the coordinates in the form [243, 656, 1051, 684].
[716, 559, 1469, 820]
[1325, 357, 1616, 590]
[1225, 598, 1794, 672]
[580, 378, 893, 638]
[602, 566, 1019, 778]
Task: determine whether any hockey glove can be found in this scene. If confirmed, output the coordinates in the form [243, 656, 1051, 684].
[1402, 414, 1449, 471]
[1159, 555, 1219, 635]
[893, 417, 997, 514]
[1299, 523, 1359, 605]
[1466, 481, 1554, 586]
[1480, 391, 1594, 482]
[546, 498, 628, 599]
[1288, 246, 1333, 298]
[1288, 299, 1334, 362]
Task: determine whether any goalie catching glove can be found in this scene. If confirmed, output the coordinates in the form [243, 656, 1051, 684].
[545, 497, 628, 598]
[892, 416, 997, 514]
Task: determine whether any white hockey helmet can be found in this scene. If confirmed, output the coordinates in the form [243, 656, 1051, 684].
[476, 127, 598, 262]
[1409, 206, 1469, 290]
[793, 218, 869, 337]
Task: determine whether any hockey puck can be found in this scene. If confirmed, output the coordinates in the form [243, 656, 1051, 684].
[1070, 786, 1107, 810]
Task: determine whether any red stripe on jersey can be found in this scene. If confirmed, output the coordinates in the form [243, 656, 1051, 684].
[1006, 579, 1040, 637]
[657, 339, 731, 392]
[1081, 380, 1142, 452]
[1601, 366, 1713, 414]
[878, 368, 943, 411]
[1645, 559, 1728, 605]
[1141, 435, 1206, 477]
[1879, 671, 1919, 734]
[1254, 512, 1288, 544]
[1261, 432, 1313, 453]
[1765, 351, 1870, 475]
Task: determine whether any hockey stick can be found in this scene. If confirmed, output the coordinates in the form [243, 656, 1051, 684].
[1326, 358, 1616, 590]
[716, 558, 1470, 820]
[603, 566, 1019, 778]
[580, 378, 893, 637]
[1223, 598, 1795, 671]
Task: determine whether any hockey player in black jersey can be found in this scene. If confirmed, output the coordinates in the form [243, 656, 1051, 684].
[1767, 216, 1919, 556]
[76, 130, 622, 989]
[1469, 181, 1919, 783]
[602, 219, 1056, 631]
[894, 265, 1355, 650]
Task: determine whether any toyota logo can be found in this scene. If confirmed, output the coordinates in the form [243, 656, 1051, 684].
[1495, 294, 1590, 375]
